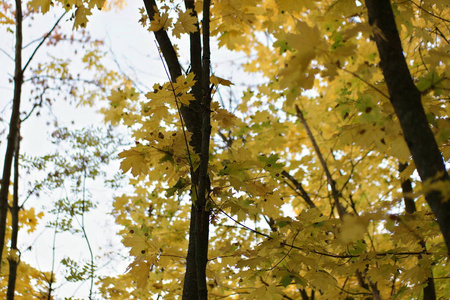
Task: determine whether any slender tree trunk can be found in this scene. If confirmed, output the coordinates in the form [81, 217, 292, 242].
[183, 203, 199, 298]
[181, 0, 203, 296]
[6, 124, 20, 300]
[399, 163, 416, 214]
[399, 163, 436, 300]
[192, 0, 212, 298]
[142, 1, 212, 298]
[364, 0, 450, 254]
[0, 0, 23, 270]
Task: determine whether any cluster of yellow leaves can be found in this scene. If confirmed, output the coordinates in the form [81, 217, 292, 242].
[95, 0, 450, 298]
[1, 206, 50, 298]
[0, 11, 14, 25]
[101, 86, 139, 125]
[145, 4, 198, 38]
[29, 0, 106, 28]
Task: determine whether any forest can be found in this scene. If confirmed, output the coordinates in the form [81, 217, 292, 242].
[1, 0, 449, 299]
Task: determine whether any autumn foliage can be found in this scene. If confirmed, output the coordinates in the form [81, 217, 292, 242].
[2, 0, 450, 299]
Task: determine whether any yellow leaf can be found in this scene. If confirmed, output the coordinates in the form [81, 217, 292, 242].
[0, 11, 15, 24]
[125, 256, 151, 289]
[276, 0, 312, 12]
[73, 6, 92, 29]
[7, 249, 20, 263]
[339, 214, 368, 244]
[123, 235, 149, 256]
[145, 82, 173, 106]
[148, 11, 171, 32]
[119, 148, 148, 177]
[248, 285, 283, 300]
[173, 8, 198, 38]
[390, 136, 411, 163]
[87, 0, 106, 9]
[214, 108, 236, 128]
[29, 0, 51, 13]
[211, 75, 233, 86]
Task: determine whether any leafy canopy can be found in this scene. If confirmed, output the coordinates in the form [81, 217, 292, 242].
[29, 0, 450, 299]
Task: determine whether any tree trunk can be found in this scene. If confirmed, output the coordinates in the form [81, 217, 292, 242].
[399, 162, 436, 300]
[364, 0, 450, 254]
[0, 0, 23, 269]
[181, 0, 203, 296]
[142, 1, 212, 298]
[6, 124, 21, 300]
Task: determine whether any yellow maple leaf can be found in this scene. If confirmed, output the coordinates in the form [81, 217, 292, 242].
[339, 214, 369, 244]
[29, 0, 52, 13]
[148, 10, 172, 32]
[119, 148, 148, 177]
[7, 249, 20, 263]
[73, 5, 92, 29]
[173, 73, 196, 104]
[125, 256, 153, 289]
[145, 82, 173, 106]
[218, 30, 247, 50]
[123, 235, 150, 256]
[87, 0, 106, 9]
[20, 207, 44, 233]
[276, 0, 313, 12]
[211, 75, 233, 86]
[389, 135, 411, 163]
[172, 8, 198, 38]
[214, 108, 236, 128]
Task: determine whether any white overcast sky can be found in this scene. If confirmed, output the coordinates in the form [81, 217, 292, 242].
[0, 2, 163, 299]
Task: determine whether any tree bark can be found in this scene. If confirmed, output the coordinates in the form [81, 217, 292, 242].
[142, 1, 211, 298]
[193, 0, 212, 298]
[364, 0, 450, 254]
[399, 162, 436, 300]
[6, 124, 20, 300]
[182, 1, 203, 296]
[399, 163, 416, 214]
[142, 0, 202, 153]
[0, 0, 23, 270]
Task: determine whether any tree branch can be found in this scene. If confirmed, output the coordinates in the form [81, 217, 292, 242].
[295, 105, 346, 218]
[281, 170, 316, 208]
[22, 12, 66, 73]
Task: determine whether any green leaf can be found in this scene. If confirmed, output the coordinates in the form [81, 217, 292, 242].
[416, 71, 443, 93]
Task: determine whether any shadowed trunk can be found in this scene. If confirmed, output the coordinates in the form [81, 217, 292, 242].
[399, 162, 436, 300]
[142, 1, 212, 298]
[0, 0, 23, 269]
[364, 0, 450, 254]
[6, 122, 21, 300]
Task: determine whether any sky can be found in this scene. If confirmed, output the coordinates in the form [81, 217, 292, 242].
[0, 2, 163, 299]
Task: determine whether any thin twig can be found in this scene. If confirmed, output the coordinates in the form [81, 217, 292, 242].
[409, 0, 450, 24]
[281, 170, 315, 208]
[341, 68, 390, 100]
[22, 12, 66, 73]
[295, 105, 346, 218]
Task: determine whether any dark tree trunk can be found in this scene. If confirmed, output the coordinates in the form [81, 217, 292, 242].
[182, 1, 203, 296]
[364, 0, 450, 254]
[142, 1, 212, 298]
[0, 0, 23, 270]
[7, 124, 20, 300]
[399, 163, 416, 215]
[399, 163, 436, 300]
